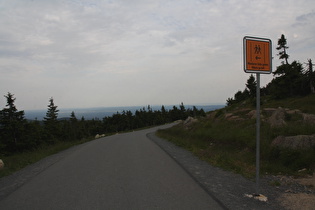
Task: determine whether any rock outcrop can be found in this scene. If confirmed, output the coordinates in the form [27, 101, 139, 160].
[183, 117, 198, 129]
[272, 135, 315, 150]
[302, 113, 315, 124]
[0, 159, 4, 170]
[268, 107, 287, 127]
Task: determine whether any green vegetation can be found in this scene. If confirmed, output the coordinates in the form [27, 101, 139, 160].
[157, 95, 315, 178]
[157, 118, 257, 177]
[157, 34, 315, 178]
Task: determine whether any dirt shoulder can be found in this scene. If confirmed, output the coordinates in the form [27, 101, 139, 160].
[279, 193, 315, 210]
[277, 175, 315, 210]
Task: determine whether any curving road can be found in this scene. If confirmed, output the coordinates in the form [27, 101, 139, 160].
[0, 124, 225, 210]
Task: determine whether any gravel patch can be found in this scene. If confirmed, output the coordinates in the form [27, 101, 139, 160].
[148, 132, 285, 210]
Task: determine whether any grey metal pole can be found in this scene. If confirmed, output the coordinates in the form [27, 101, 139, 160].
[255, 73, 261, 196]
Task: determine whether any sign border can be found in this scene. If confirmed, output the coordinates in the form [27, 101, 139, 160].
[243, 36, 272, 74]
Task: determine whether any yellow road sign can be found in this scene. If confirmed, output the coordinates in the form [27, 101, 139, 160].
[243, 36, 272, 74]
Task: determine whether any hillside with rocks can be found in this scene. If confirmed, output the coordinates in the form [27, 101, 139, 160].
[159, 95, 315, 210]
[219, 107, 315, 150]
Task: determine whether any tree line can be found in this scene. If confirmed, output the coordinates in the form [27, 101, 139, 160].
[227, 34, 315, 105]
[0, 95, 205, 155]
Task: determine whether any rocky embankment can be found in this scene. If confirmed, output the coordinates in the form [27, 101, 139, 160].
[221, 107, 315, 150]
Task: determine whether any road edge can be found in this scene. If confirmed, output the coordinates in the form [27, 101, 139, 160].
[147, 132, 229, 210]
[147, 131, 284, 210]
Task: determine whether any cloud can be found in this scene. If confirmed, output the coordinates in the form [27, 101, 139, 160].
[0, 0, 315, 110]
[296, 10, 315, 22]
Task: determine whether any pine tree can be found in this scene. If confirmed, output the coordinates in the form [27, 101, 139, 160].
[0, 92, 26, 152]
[44, 97, 60, 140]
[70, 111, 77, 123]
[179, 102, 187, 120]
[246, 74, 257, 98]
[270, 61, 305, 98]
[69, 111, 79, 140]
[307, 59, 315, 94]
[272, 35, 305, 98]
[276, 34, 289, 65]
[44, 97, 59, 122]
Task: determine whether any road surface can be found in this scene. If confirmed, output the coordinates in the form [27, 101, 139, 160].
[0, 124, 225, 210]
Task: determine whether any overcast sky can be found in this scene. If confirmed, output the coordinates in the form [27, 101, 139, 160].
[0, 0, 314, 110]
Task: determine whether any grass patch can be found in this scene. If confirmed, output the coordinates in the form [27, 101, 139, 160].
[269, 180, 281, 186]
[157, 121, 315, 178]
[0, 138, 93, 178]
[157, 120, 258, 178]
[262, 94, 315, 114]
[157, 96, 315, 178]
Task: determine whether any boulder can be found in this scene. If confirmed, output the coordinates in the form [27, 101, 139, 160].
[268, 107, 287, 127]
[95, 134, 100, 139]
[227, 115, 244, 121]
[223, 113, 239, 121]
[0, 159, 4, 170]
[247, 110, 256, 119]
[183, 117, 198, 129]
[286, 109, 302, 115]
[272, 135, 315, 150]
[224, 113, 233, 119]
[303, 113, 315, 124]
[263, 108, 277, 116]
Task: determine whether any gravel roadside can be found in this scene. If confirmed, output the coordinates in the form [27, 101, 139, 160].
[148, 132, 286, 210]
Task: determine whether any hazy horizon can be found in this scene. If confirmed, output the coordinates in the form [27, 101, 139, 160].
[23, 102, 225, 111]
[24, 104, 225, 120]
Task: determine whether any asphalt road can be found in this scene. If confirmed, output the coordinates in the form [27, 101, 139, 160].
[0, 124, 225, 210]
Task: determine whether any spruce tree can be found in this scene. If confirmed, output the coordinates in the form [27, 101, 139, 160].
[0, 92, 26, 152]
[44, 97, 59, 122]
[307, 59, 315, 94]
[276, 34, 289, 65]
[70, 111, 77, 123]
[272, 35, 304, 97]
[69, 111, 78, 140]
[44, 97, 60, 140]
[246, 74, 257, 98]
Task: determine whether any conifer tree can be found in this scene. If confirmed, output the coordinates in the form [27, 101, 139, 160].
[44, 97, 60, 140]
[68, 111, 79, 140]
[246, 74, 257, 98]
[179, 102, 187, 120]
[70, 111, 77, 123]
[0, 92, 26, 152]
[307, 59, 315, 94]
[276, 34, 289, 65]
[44, 97, 59, 122]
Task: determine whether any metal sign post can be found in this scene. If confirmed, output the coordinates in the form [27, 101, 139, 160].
[243, 36, 272, 195]
[255, 73, 260, 195]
